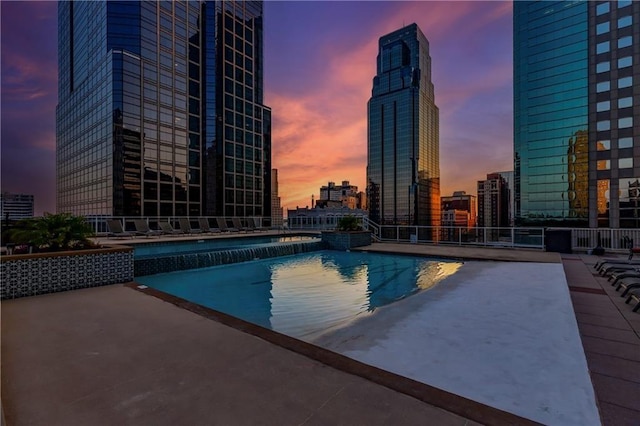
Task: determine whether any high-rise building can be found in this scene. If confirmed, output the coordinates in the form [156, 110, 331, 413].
[441, 191, 476, 229]
[477, 173, 509, 228]
[496, 171, 514, 226]
[318, 181, 359, 209]
[0, 192, 34, 220]
[271, 169, 283, 228]
[366, 23, 440, 226]
[514, 0, 639, 228]
[56, 1, 271, 220]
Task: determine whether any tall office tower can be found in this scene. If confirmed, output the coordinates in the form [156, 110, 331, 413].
[270, 169, 283, 227]
[366, 23, 440, 226]
[514, 0, 639, 228]
[496, 171, 514, 226]
[477, 173, 510, 228]
[56, 1, 271, 220]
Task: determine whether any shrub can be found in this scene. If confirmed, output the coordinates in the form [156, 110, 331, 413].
[7, 213, 96, 252]
[336, 215, 362, 231]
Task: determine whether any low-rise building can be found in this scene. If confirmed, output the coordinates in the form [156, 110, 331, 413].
[1, 192, 34, 220]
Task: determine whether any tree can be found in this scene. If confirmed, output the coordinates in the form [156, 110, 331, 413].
[8, 213, 95, 252]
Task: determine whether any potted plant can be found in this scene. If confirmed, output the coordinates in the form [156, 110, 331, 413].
[6, 212, 97, 253]
[321, 215, 371, 250]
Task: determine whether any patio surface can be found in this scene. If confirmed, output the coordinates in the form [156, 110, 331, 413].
[2, 242, 639, 425]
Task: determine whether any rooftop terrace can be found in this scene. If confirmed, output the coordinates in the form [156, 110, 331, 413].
[1, 242, 639, 425]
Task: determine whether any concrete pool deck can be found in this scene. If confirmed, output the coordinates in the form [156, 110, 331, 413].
[2, 243, 639, 425]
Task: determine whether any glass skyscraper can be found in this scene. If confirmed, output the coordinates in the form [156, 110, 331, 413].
[56, 1, 271, 220]
[367, 23, 440, 227]
[514, 0, 639, 228]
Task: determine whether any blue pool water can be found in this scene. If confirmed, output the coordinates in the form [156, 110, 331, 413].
[136, 251, 462, 339]
[134, 235, 319, 258]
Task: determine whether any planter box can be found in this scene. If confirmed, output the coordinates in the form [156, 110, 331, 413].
[321, 231, 372, 251]
[0, 245, 134, 300]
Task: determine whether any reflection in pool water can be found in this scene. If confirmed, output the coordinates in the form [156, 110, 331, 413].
[136, 250, 462, 340]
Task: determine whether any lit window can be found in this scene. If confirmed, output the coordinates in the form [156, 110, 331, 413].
[618, 97, 632, 108]
[597, 101, 610, 112]
[597, 120, 611, 131]
[596, 22, 610, 34]
[596, 62, 610, 73]
[619, 158, 633, 169]
[597, 160, 611, 170]
[618, 137, 633, 149]
[618, 36, 632, 49]
[618, 56, 633, 68]
[619, 117, 633, 128]
[618, 16, 632, 28]
[618, 76, 633, 88]
[597, 140, 611, 151]
[596, 81, 610, 93]
[597, 41, 610, 54]
[596, 2, 610, 15]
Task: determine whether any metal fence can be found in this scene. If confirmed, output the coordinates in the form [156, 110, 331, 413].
[84, 216, 273, 235]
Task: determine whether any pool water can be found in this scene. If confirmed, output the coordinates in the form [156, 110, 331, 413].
[133, 235, 319, 258]
[136, 251, 462, 340]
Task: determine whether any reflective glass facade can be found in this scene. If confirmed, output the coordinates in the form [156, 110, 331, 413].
[367, 24, 440, 226]
[57, 0, 271, 219]
[514, 1, 639, 228]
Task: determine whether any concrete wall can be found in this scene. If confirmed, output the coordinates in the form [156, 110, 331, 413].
[321, 231, 372, 251]
[0, 246, 134, 299]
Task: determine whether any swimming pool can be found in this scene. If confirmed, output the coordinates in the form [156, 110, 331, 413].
[135, 251, 462, 340]
[134, 235, 320, 258]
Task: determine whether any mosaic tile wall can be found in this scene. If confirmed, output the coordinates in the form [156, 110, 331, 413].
[1, 249, 134, 299]
[321, 231, 372, 251]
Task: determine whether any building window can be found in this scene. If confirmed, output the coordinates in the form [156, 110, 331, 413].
[618, 97, 632, 109]
[596, 61, 610, 73]
[596, 81, 610, 93]
[618, 15, 632, 28]
[597, 160, 611, 170]
[596, 22, 610, 35]
[596, 41, 610, 54]
[618, 56, 632, 68]
[618, 117, 633, 128]
[618, 76, 632, 88]
[619, 158, 633, 169]
[596, 2, 610, 15]
[618, 36, 632, 49]
[619, 137, 633, 149]
[597, 100, 610, 112]
[597, 140, 611, 151]
[617, 0, 632, 8]
[597, 120, 611, 131]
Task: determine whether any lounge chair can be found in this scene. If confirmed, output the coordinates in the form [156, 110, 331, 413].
[106, 219, 137, 238]
[216, 218, 239, 232]
[609, 270, 640, 285]
[616, 277, 640, 297]
[232, 218, 250, 232]
[133, 219, 163, 237]
[179, 218, 204, 234]
[624, 288, 640, 312]
[198, 218, 222, 234]
[252, 217, 268, 232]
[159, 221, 183, 235]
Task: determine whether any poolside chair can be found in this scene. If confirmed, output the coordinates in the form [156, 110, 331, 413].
[179, 218, 204, 234]
[252, 217, 268, 232]
[232, 218, 250, 232]
[624, 288, 640, 312]
[198, 218, 221, 234]
[133, 219, 163, 237]
[106, 219, 137, 238]
[216, 218, 239, 232]
[159, 221, 183, 235]
[616, 277, 640, 297]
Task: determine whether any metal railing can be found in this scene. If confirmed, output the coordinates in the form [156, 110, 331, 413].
[570, 228, 640, 252]
[85, 216, 273, 235]
[362, 219, 546, 250]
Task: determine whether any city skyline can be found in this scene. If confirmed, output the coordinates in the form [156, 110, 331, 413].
[1, 1, 513, 216]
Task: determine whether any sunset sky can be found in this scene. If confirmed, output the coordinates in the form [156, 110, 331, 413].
[1, 1, 513, 216]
